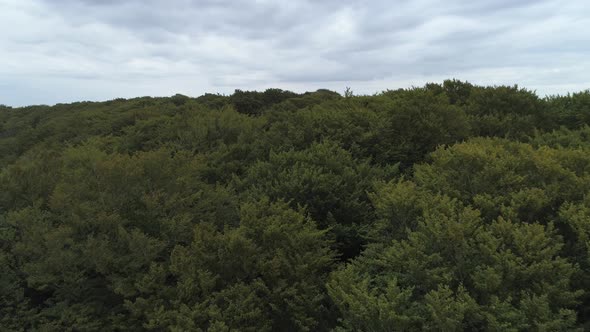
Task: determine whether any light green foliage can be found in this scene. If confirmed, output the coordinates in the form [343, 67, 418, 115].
[330, 136, 590, 330]
[330, 187, 581, 331]
[528, 125, 590, 149]
[414, 138, 590, 222]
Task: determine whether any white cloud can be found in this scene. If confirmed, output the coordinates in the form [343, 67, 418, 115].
[1, 0, 589, 106]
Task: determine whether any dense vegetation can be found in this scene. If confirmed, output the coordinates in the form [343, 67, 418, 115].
[1, 80, 590, 331]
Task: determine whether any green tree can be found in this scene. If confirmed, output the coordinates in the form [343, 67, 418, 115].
[238, 141, 398, 259]
[329, 184, 582, 330]
[374, 88, 470, 166]
[127, 199, 334, 331]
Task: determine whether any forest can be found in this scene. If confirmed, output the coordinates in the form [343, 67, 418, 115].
[1, 80, 590, 331]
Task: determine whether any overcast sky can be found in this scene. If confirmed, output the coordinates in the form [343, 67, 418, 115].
[1, 0, 589, 106]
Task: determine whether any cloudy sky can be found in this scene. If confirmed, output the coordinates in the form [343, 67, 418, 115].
[1, 0, 589, 106]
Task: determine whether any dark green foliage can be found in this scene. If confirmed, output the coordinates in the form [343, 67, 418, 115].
[194, 93, 229, 110]
[2, 81, 590, 330]
[425, 79, 474, 105]
[465, 85, 548, 138]
[545, 90, 590, 129]
[374, 88, 471, 166]
[229, 88, 299, 115]
[170, 94, 190, 106]
[127, 199, 333, 331]
[237, 141, 398, 259]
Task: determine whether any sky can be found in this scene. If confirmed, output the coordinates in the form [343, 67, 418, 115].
[1, 0, 589, 107]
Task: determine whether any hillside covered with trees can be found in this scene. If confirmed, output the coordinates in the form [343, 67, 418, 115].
[2, 80, 590, 331]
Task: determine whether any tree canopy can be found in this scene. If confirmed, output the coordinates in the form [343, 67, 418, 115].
[1, 81, 590, 331]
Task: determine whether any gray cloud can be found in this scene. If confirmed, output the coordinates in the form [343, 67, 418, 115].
[1, 0, 589, 106]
